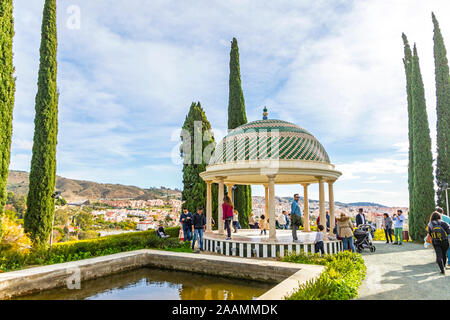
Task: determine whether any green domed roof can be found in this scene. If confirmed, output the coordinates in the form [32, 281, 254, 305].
[210, 119, 331, 164]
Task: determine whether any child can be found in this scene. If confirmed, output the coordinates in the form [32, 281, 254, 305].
[259, 214, 268, 235]
[232, 209, 241, 233]
[314, 225, 325, 255]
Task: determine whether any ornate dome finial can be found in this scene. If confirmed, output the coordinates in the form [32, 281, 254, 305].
[262, 106, 268, 120]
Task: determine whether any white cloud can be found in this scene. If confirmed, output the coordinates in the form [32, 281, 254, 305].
[10, 0, 448, 206]
[336, 157, 408, 177]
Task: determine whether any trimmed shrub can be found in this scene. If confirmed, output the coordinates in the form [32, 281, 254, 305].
[0, 227, 183, 272]
[283, 251, 366, 300]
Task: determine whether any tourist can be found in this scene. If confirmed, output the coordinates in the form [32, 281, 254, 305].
[383, 213, 393, 243]
[436, 207, 450, 265]
[259, 214, 268, 235]
[191, 207, 206, 251]
[277, 211, 287, 229]
[393, 209, 405, 245]
[426, 211, 450, 275]
[232, 209, 241, 233]
[316, 211, 331, 232]
[314, 225, 325, 255]
[285, 211, 290, 230]
[254, 215, 260, 229]
[249, 212, 256, 229]
[156, 223, 170, 238]
[291, 193, 303, 241]
[356, 208, 366, 227]
[222, 195, 234, 240]
[337, 212, 355, 252]
[180, 208, 193, 241]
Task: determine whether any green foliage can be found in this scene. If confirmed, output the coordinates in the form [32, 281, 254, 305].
[53, 208, 69, 226]
[228, 38, 247, 129]
[432, 13, 450, 210]
[74, 210, 94, 230]
[55, 197, 67, 206]
[227, 37, 251, 228]
[409, 45, 436, 240]
[0, 0, 15, 240]
[24, 0, 59, 245]
[77, 230, 99, 240]
[180, 102, 217, 217]
[0, 227, 183, 272]
[403, 34, 415, 230]
[283, 251, 366, 300]
[6, 192, 26, 218]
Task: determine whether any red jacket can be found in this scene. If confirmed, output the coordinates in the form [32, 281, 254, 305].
[222, 203, 234, 220]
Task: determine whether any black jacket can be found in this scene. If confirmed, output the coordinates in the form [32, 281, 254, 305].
[356, 213, 366, 226]
[180, 212, 193, 228]
[192, 213, 206, 229]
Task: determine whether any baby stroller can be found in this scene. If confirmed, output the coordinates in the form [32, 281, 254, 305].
[354, 224, 376, 253]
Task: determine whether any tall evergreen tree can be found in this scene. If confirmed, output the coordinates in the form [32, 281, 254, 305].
[432, 13, 450, 211]
[402, 33, 415, 233]
[228, 37, 251, 228]
[409, 44, 436, 240]
[24, 0, 59, 245]
[0, 0, 15, 240]
[180, 102, 217, 219]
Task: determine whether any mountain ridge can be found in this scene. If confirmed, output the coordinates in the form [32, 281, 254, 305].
[7, 170, 181, 202]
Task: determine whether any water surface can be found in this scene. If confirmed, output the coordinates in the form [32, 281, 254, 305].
[15, 268, 274, 300]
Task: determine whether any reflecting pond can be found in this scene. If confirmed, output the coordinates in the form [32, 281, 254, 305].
[15, 268, 275, 300]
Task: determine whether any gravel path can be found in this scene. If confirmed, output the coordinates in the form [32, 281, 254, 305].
[358, 241, 449, 300]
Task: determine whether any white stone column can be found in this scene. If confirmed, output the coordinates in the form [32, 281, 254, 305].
[328, 181, 335, 238]
[268, 175, 277, 241]
[318, 177, 327, 238]
[264, 185, 269, 217]
[302, 183, 310, 232]
[218, 177, 225, 236]
[206, 181, 212, 233]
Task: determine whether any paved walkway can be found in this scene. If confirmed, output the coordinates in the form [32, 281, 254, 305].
[358, 241, 449, 300]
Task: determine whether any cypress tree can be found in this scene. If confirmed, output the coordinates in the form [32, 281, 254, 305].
[0, 0, 15, 240]
[181, 102, 217, 219]
[228, 37, 251, 228]
[432, 13, 450, 210]
[402, 33, 415, 233]
[409, 44, 436, 240]
[24, 0, 59, 245]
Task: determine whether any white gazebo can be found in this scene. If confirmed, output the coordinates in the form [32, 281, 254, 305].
[199, 110, 342, 257]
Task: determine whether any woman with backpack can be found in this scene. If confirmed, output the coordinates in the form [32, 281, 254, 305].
[427, 211, 450, 275]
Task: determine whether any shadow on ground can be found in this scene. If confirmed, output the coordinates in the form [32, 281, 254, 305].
[358, 241, 449, 300]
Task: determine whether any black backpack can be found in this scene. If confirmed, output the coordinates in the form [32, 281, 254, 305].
[428, 221, 448, 243]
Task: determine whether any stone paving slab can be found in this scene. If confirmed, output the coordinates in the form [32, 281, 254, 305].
[358, 241, 449, 300]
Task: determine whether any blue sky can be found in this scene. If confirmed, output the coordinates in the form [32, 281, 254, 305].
[10, 0, 450, 206]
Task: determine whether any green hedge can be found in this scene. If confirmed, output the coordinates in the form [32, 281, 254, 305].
[283, 251, 366, 300]
[0, 227, 184, 272]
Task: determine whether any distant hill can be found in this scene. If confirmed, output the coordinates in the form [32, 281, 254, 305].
[277, 197, 389, 208]
[7, 170, 181, 202]
[8, 170, 389, 208]
[344, 202, 388, 208]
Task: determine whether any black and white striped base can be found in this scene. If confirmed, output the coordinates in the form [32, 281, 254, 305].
[202, 237, 344, 258]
